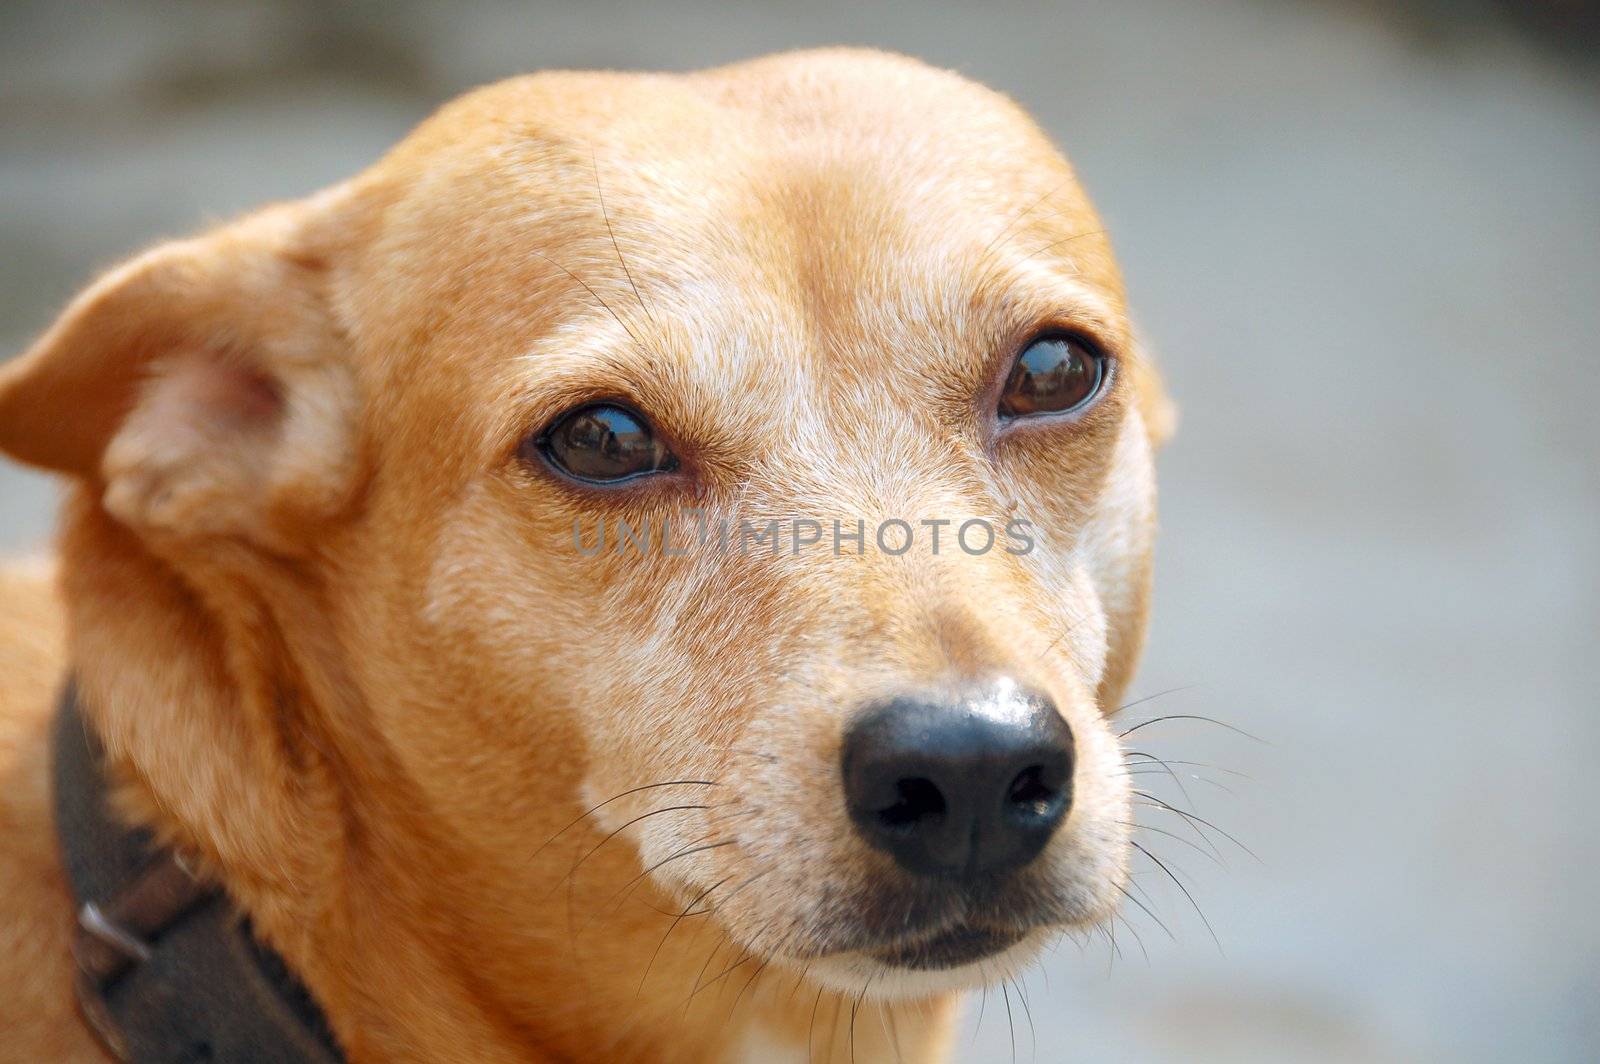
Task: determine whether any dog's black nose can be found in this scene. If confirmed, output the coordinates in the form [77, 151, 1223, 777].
[841, 682, 1074, 879]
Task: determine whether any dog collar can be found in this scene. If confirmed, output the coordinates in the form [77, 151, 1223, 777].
[52, 681, 345, 1064]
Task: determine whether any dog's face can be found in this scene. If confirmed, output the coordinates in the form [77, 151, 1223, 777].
[0, 51, 1168, 1003]
[348, 53, 1167, 997]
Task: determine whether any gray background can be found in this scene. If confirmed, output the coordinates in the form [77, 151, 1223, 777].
[2, 2, 1596, 1061]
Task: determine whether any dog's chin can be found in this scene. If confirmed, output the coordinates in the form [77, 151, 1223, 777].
[788, 925, 1053, 1000]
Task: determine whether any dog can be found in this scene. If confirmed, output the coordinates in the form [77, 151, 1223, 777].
[0, 48, 1173, 1063]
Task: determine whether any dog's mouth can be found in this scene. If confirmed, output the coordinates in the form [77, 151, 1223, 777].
[870, 922, 1026, 970]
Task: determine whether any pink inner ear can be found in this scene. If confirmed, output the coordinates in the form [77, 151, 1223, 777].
[100, 352, 291, 535]
[194, 358, 282, 427]
[153, 354, 284, 431]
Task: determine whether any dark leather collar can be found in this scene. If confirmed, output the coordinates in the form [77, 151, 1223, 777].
[52, 680, 345, 1063]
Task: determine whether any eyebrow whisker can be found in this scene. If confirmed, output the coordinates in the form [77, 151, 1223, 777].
[593, 148, 659, 328]
[529, 246, 650, 352]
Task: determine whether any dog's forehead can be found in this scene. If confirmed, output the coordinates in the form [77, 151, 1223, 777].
[347, 53, 1125, 461]
[363, 52, 1119, 299]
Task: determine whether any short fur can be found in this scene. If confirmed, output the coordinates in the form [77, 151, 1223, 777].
[0, 49, 1170, 1063]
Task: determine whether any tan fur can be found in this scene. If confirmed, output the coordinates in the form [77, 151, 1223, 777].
[0, 50, 1169, 1062]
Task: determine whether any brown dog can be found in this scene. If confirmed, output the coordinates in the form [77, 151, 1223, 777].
[0, 48, 1172, 1063]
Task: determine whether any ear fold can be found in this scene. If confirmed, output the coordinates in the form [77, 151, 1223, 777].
[0, 206, 359, 548]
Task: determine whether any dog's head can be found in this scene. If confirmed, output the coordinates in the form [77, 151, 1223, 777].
[0, 50, 1171, 1002]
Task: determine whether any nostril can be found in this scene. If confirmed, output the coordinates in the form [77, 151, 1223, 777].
[877, 777, 946, 831]
[1006, 765, 1062, 818]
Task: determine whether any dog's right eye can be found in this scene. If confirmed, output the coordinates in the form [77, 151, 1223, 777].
[529, 403, 676, 484]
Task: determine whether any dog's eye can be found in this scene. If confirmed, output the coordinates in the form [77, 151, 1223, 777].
[998, 335, 1107, 419]
[532, 403, 675, 484]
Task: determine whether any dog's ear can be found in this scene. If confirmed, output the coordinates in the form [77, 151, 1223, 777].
[0, 205, 358, 550]
[1129, 341, 1177, 450]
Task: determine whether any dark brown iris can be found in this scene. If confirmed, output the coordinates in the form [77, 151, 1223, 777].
[534, 403, 674, 483]
[998, 335, 1105, 418]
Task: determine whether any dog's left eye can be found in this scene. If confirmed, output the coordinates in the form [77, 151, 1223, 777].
[531, 403, 675, 484]
[999, 334, 1107, 419]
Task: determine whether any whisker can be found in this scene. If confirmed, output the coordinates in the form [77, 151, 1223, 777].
[593, 149, 657, 327]
[849, 988, 861, 1064]
[689, 949, 754, 1001]
[551, 803, 711, 895]
[808, 985, 826, 1064]
[576, 828, 739, 939]
[1016, 228, 1106, 265]
[787, 958, 816, 1005]
[1134, 791, 1261, 861]
[585, 805, 755, 920]
[1131, 839, 1222, 952]
[638, 874, 731, 997]
[1119, 749, 1196, 809]
[881, 1003, 905, 1064]
[1116, 882, 1176, 942]
[635, 898, 687, 917]
[689, 933, 731, 1005]
[849, 970, 877, 1064]
[1134, 796, 1225, 863]
[529, 247, 649, 352]
[671, 865, 773, 922]
[1015, 977, 1037, 1062]
[1119, 714, 1265, 743]
[530, 779, 717, 864]
[1116, 818, 1224, 866]
[1124, 869, 1163, 909]
[1125, 753, 1252, 780]
[728, 956, 770, 1021]
[1112, 685, 1202, 717]
[1035, 609, 1091, 663]
[1125, 768, 1242, 799]
[1000, 979, 1016, 1064]
[706, 867, 773, 912]
[618, 838, 740, 900]
[978, 179, 1072, 262]
[1114, 911, 1151, 963]
[1099, 918, 1122, 971]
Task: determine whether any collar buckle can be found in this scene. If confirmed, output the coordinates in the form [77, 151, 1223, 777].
[69, 852, 209, 1062]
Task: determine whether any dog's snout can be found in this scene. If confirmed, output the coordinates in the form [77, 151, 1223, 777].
[841, 682, 1074, 880]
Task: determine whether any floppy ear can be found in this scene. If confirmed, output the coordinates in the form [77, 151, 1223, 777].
[0, 206, 358, 549]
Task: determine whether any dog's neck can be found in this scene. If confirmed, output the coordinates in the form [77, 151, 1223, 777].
[57, 495, 952, 1063]
[305, 800, 954, 1063]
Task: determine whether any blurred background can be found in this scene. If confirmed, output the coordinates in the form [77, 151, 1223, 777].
[2, 1, 1596, 1061]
